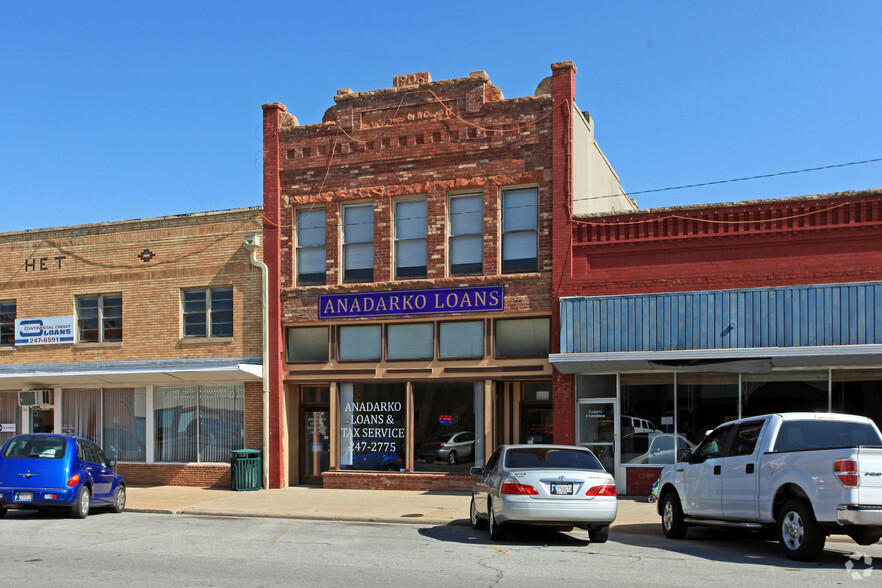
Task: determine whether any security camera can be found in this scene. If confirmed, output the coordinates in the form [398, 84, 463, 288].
[243, 234, 261, 248]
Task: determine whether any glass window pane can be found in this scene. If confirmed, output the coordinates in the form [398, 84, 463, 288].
[439, 321, 483, 358]
[832, 369, 882, 431]
[184, 315, 206, 337]
[387, 323, 434, 360]
[298, 247, 326, 274]
[102, 387, 147, 462]
[210, 311, 233, 337]
[155, 387, 198, 462]
[287, 326, 330, 362]
[78, 297, 99, 319]
[450, 195, 482, 235]
[198, 385, 244, 462]
[495, 317, 549, 357]
[339, 325, 382, 361]
[297, 209, 326, 246]
[1, 302, 15, 346]
[183, 290, 206, 309]
[676, 373, 739, 447]
[61, 388, 101, 443]
[102, 295, 122, 318]
[413, 382, 478, 472]
[502, 231, 537, 261]
[450, 235, 482, 264]
[211, 289, 233, 311]
[344, 242, 373, 270]
[340, 383, 406, 471]
[344, 204, 373, 243]
[395, 199, 426, 240]
[395, 239, 427, 278]
[620, 374, 678, 465]
[741, 371, 828, 417]
[502, 188, 538, 231]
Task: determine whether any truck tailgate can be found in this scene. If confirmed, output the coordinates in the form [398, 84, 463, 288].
[857, 447, 882, 504]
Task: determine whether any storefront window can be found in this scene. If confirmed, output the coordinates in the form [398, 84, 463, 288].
[741, 371, 828, 417]
[339, 325, 382, 361]
[62, 389, 100, 442]
[676, 373, 739, 448]
[439, 320, 483, 359]
[340, 383, 406, 471]
[832, 369, 882, 431]
[287, 326, 329, 362]
[620, 374, 676, 466]
[387, 323, 434, 360]
[495, 317, 550, 358]
[413, 382, 481, 473]
[0, 391, 21, 445]
[102, 388, 146, 462]
[155, 385, 244, 463]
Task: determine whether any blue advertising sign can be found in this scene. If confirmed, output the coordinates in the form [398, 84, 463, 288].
[15, 316, 75, 345]
[319, 285, 504, 319]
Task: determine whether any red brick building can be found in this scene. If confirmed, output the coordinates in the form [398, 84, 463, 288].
[262, 63, 632, 489]
[550, 189, 882, 494]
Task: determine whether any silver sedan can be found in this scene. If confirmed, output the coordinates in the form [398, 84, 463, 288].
[470, 444, 617, 542]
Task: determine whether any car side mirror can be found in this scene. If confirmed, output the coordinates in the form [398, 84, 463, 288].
[677, 448, 692, 463]
[469, 466, 483, 476]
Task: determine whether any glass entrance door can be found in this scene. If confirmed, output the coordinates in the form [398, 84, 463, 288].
[301, 408, 329, 484]
[578, 400, 616, 476]
[31, 407, 54, 433]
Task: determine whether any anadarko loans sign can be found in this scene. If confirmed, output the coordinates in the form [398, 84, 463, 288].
[319, 285, 504, 319]
[15, 316, 75, 345]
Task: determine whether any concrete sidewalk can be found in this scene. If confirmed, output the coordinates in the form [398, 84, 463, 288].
[125, 485, 660, 532]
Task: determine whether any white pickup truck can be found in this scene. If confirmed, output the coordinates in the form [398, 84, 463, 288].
[657, 412, 882, 561]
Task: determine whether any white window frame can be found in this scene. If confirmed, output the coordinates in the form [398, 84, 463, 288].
[76, 293, 123, 343]
[295, 207, 327, 286]
[342, 202, 374, 283]
[501, 186, 539, 274]
[448, 192, 483, 276]
[394, 196, 428, 280]
[181, 287, 234, 338]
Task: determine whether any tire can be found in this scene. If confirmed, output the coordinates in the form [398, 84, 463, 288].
[661, 492, 687, 539]
[0, 507, 7, 518]
[589, 525, 610, 543]
[111, 485, 126, 513]
[447, 451, 458, 465]
[488, 499, 507, 541]
[777, 499, 826, 561]
[71, 485, 91, 519]
[470, 496, 487, 529]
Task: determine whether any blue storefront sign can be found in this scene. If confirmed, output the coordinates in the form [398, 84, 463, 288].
[14, 316, 75, 345]
[319, 286, 504, 319]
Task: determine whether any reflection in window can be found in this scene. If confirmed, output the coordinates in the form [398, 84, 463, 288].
[495, 317, 550, 357]
[387, 323, 433, 360]
[413, 382, 482, 473]
[339, 325, 382, 361]
[741, 372, 828, 417]
[620, 374, 678, 465]
[832, 369, 882, 432]
[102, 387, 147, 462]
[287, 326, 329, 362]
[340, 383, 406, 471]
[154, 385, 244, 463]
[439, 321, 483, 359]
[676, 373, 739, 448]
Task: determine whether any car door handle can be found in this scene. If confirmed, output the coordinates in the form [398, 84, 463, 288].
[745, 463, 754, 474]
[713, 465, 721, 475]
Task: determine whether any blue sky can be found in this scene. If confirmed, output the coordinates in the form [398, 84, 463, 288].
[2, 1, 880, 231]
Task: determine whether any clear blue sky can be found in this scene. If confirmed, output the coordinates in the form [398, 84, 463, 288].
[2, 1, 880, 232]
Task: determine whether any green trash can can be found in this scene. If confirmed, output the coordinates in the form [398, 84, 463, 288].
[230, 449, 262, 491]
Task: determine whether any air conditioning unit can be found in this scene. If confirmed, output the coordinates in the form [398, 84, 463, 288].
[19, 390, 53, 407]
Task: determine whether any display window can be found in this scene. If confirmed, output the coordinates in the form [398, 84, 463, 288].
[413, 382, 479, 473]
[339, 383, 406, 471]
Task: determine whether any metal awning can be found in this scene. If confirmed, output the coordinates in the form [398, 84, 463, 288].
[0, 358, 263, 389]
[549, 344, 882, 374]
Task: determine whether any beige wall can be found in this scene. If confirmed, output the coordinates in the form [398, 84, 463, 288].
[572, 105, 636, 216]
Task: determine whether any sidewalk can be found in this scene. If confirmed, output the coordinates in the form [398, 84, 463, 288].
[125, 485, 660, 531]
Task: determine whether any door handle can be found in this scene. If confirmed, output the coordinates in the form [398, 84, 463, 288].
[745, 463, 755, 474]
[713, 465, 721, 475]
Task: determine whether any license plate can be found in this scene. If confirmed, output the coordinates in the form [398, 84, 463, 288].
[15, 491, 33, 502]
[550, 483, 573, 495]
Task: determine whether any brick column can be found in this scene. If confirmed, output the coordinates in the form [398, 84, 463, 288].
[262, 103, 286, 488]
[550, 62, 576, 445]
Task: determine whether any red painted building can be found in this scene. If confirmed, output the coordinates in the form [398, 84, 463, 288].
[262, 63, 632, 489]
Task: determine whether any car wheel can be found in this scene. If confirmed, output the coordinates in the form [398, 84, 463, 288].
[71, 485, 91, 519]
[488, 499, 507, 541]
[0, 507, 6, 518]
[661, 492, 687, 539]
[447, 451, 458, 465]
[470, 496, 487, 530]
[777, 499, 826, 561]
[384, 463, 400, 471]
[589, 525, 610, 543]
[111, 485, 126, 513]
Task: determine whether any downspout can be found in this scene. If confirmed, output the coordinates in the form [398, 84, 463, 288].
[244, 234, 270, 490]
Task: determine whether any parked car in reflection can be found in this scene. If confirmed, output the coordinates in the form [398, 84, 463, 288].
[418, 431, 475, 465]
[341, 437, 403, 471]
[622, 433, 695, 465]
[470, 444, 617, 542]
[103, 427, 146, 461]
[0, 433, 126, 519]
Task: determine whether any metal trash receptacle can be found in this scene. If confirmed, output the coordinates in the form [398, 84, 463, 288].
[230, 449, 262, 491]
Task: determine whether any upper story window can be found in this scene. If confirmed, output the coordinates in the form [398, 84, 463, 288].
[296, 208, 327, 286]
[394, 198, 427, 279]
[182, 287, 233, 338]
[495, 317, 550, 358]
[342, 203, 374, 283]
[287, 326, 330, 362]
[448, 193, 483, 276]
[0, 301, 15, 346]
[501, 187, 538, 273]
[77, 294, 122, 343]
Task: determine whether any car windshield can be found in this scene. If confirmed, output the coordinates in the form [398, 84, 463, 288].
[2, 435, 67, 459]
[504, 448, 603, 470]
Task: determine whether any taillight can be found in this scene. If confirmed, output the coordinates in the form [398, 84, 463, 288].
[67, 474, 80, 487]
[501, 483, 538, 495]
[586, 484, 617, 497]
[834, 459, 859, 488]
